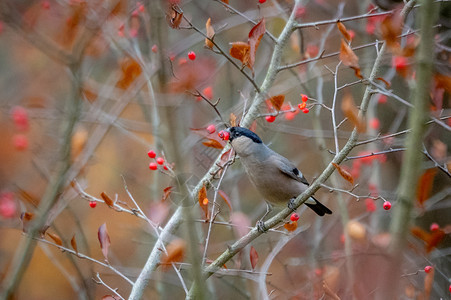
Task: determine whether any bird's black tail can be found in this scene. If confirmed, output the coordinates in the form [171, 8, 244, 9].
[305, 197, 332, 216]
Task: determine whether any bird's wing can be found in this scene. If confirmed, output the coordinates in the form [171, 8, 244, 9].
[275, 155, 310, 186]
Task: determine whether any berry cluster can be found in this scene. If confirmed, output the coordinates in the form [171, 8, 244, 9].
[147, 150, 170, 171]
[10, 106, 30, 151]
[265, 93, 311, 123]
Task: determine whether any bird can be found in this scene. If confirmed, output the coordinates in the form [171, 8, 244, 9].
[225, 126, 332, 230]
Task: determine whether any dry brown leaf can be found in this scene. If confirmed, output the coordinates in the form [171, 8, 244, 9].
[339, 40, 363, 79]
[198, 185, 209, 219]
[268, 95, 285, 111]
[435, 74, 451, 94]
[205, 18, 215, 49]
[98, 223, 111, 261]
[341, 92, 366, 133]
[166, 4, 183, 29]
[376, 77, 391, 88]
[100, 192, 114, 207]
[417, 169, 437, 206]
[202, 139, 224, 149]
[160, 238, 186, 270]
[162, 186, 173, 202]
[411, 226, 445, 253]
[337, 21, 351, 42]
[284, 221, 298, 232]
[47, 232, 63, 246]
[332, 163, 354, 185]
[71, 235, 78, 253]
[250, 246, 258, 269]
[230, 113, 237, 127]
[230, 42, 251, 68]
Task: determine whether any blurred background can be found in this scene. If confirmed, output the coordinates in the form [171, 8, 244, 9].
[0, 0, 450, 299]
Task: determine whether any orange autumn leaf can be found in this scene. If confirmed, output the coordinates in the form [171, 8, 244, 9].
[166, 4, 183, 29]
[250, 246, 259, 269]
[100, 192, 114, 207]
[47, 232, 63, 246]
[116, 58, 142, 89]
[339, 39, 363, 79]
[202, 139, 224, 149]
[198, 185, 209, 219]
[221, 0, 229, 3]
[341, 92, 366, 133]
[411, 226, 445, 253]
[337, 21, 351, 42]
[417, 169, 437, 206]
[380, 12, 402, 53]
[71, 235, 78, 253]
[268, 94, 285, 111]
[332, 163, 354, 185]
[435, 74, 451, 94]
[376, 77, 391, 88]
[60, 2, 87, 48]
[160, 239, 186, 270]
[284, 221, 298, 232]
[162, 186, 173, 202]
[248, 18, 266, 70]
[230, 42, 251, 68]
[205, 18, 215, 49]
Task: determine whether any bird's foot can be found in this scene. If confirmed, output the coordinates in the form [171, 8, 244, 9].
[288, 198, 297, 211]
[257, 220, 268, 233]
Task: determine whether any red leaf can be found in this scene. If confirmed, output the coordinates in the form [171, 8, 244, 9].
[248, 18, 266, 69]
[250, 246, 259, 269]
[98, 223, 111, 261]
[339, 39, 363, 79]
[202, 139, 224, 149]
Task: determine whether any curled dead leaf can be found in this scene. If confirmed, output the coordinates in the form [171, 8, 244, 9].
[250, 246, 258, 269]
[71, 235, 78, 253]
[332, 163, 354, 185]
[198, 185, 209, 219]
[248, 18, 266, 70]
[337, 21, 351, 41]
[166, 4, 183, 29]
[202, 139, 224, 149]
[230, 42, 251, 68]
[205, 18, 215, 49]
[98, 223, 111, 261]
[339, 40, 363, 79]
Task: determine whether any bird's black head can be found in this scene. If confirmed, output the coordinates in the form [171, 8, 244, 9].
[227, 127, 262, 144]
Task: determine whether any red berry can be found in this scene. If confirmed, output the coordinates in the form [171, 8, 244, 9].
[295, 6, 306, 18]
[203, 86, 213, 99]
[365, 198, 376, 212]
[449, 284, 451, 293]
[429, 222, 439, 231]
[298, 102, 306, 110]
[41, 1, 50, 9]
[163, 165, 169, 170]
[369, 118, 380, 130]
[129, 28, 138, 38]
[13, 134, 28, 151]
[132, 9, 139, 17]
[383, 201, 392, 210]
[218, 130, 230, 141]
[0, 192, 16, 218]
[306, 44, 319, 58]
[156, 157, 165, 165]
[89, 201, 97, 208]
[378, 95, 387, 104]
[149, 162, 158, 170]
[424, 266, 433, 273]
[11, 106, 29, 131]
[138, 3, 145, 12]
[393, 56, 408, 74]
[301, 94, 308, 102]
[151, 44, 158, 53]
[285, 111, 298, 121]
[290, 213, 299, 222]
[259, 0, 266, 3]
[206, 124, 216, 134]
[188, 51, 196, 60]
[265, 115, 276, 123]
[302, 108, 309, 114]
[147, 150, 156, 158]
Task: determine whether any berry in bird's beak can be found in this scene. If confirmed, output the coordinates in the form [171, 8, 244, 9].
[218, 130, 230, 141]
